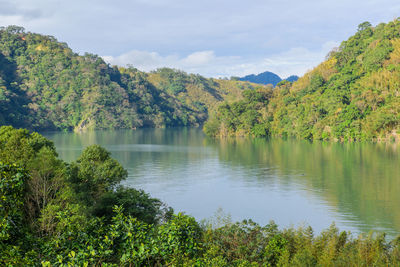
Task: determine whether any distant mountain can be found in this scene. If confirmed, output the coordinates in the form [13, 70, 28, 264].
[239, 71, 281, 86]
[284, 75, 299, 82]
[239, 71, 298, 86]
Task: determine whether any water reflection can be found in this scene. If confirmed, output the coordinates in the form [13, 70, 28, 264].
[210, 137, 400, 236]
[44, 128, 400, 237]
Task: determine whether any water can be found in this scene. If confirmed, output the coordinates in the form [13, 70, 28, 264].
[44, 128, 400, 237]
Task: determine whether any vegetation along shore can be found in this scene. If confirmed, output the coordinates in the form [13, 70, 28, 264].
[2, 19, 400, 266]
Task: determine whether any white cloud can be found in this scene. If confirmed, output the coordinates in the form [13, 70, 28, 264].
[102, 41, 339, 78]
[1, 0, 398, 77]
[182, 51, 215, 66]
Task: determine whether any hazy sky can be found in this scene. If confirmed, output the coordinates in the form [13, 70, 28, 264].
[1, 0, 400, 78]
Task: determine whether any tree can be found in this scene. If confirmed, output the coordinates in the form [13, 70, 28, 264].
[25, 146, 67, 223]
[358, 21, 372, 32]
[0, 126, 56, 167]
[93, 186, 172, 224]
[0, 163, 32, 266]
[68, 145, 127, 206]
[0, 163, 28, 242]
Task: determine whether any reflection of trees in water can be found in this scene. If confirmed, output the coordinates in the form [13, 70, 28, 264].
[44, 128, 208, 179]
[211, 137, 400, 235]
[45, 129, 400, 235]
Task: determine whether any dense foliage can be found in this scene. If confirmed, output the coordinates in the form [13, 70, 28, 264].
[1, 126, 400, 266]
[0, 26, 258, 131]
[204, 88, 273, 137]
[0, 126, 172, 265]
[206, 19, 400, 141]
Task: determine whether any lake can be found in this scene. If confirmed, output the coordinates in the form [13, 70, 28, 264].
[44, 128, 400, 237]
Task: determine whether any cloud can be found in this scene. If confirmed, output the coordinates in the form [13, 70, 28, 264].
[0, 1, 18, 16]
[0, 0, 42, 20]
[1, 0, 399, 77]
[102, 41, 339, 78]
[182, 51, 215, 66]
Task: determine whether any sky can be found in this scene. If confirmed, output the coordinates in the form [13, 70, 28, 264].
[1, 0, 400, 78]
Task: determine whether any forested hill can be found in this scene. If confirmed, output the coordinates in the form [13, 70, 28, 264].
[205, 19, 400, 141]
[0, 26, 262, 131]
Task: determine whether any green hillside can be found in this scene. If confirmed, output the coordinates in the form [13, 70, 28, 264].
[205, 19, 400, 141]
[0, 26, 261, 132]
[3, 19, 400, 141]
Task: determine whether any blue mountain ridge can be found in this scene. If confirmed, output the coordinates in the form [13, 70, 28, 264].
[239, 71, 299, 86]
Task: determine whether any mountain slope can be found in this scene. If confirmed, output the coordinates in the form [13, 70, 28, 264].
[239, 71, 281, 86]
[285, 75, 299, 82]
[205, 19, 400, 141]
[0, 26, 263, 131]
[239, 71, 299, 86]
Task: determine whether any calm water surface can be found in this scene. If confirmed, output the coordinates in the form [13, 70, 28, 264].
[44, 128, 400, 237]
